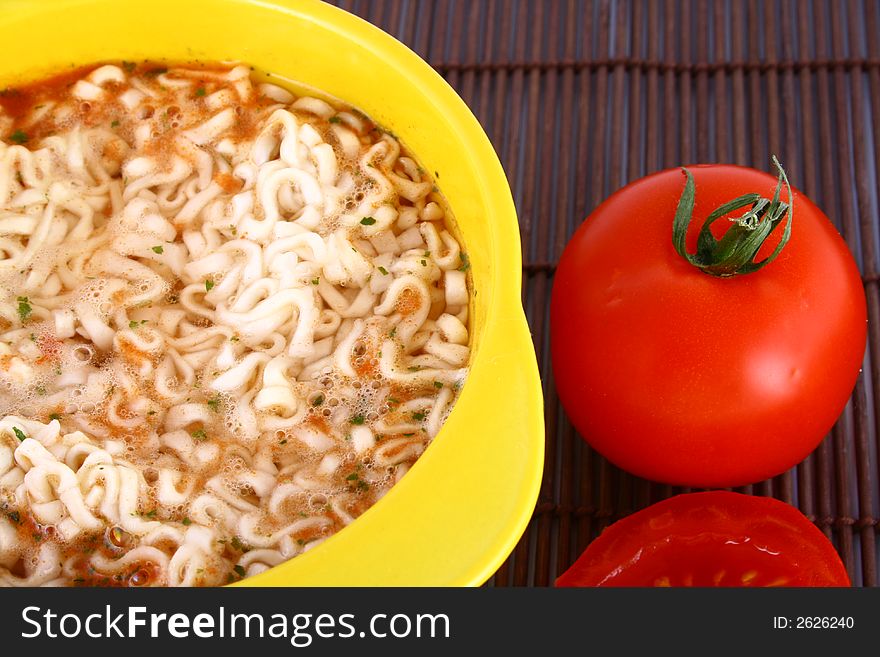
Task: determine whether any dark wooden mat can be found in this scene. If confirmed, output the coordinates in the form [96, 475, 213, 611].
[330, 0, 880, 587]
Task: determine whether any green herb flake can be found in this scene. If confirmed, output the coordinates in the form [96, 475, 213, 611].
[111, 120, 120, 128]
[122, 61, 136, 73]
[144, 509, 157, 519]
[49, 413, 61, 421]
[207, 397, 221, 412]
[231, 536, 244, 551]
[191, 429, 207, 440]
[311, 394, 325, 407]
[387, 397, 400, 404]
[412, 411, 426, 422]
[195, 87, 206, 97]
[182, 517, 192, 526]
[458, 252, 470, 272]
[350, 414, 365, 425]
[279, 439, 287, 445]
[378, 266, 389, 275]
[8, 511, 21, 524]
[360, 216, 376, 226]
[345, 473, 359, 481]
[12, 427, 27, 442]
[230, 335, 239, 342]
[9, 130, 28, 145]
[407, 366, 420, 372]
[233, 565, 246, 577]
[389, 327, 397, 338]
[357, 480, 369, 492]
[328, 116, 342, 124]
[151, 245, 164, 254]
[433, 381, 443, 389]
[420, 259, 427, 266]
[205, 279, 215, 292]
[29, 333, 36, 342]
[129, 320, 140, 329]
[311, 278, 320, 285]
[16, 296, 31, 322]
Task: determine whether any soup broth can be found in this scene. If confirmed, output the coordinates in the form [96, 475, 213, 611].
[0, 62, 469, 586]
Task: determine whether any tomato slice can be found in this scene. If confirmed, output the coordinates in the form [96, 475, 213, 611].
[556, 492, 850, 587]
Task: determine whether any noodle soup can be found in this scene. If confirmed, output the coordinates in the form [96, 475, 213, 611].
[0, 62, 470, 586]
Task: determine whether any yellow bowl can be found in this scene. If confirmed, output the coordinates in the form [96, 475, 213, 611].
[0, 0, 544, 585]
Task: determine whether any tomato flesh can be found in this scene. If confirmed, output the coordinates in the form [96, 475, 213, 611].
[556, 492, 850, 588]
[551, 165, 867, 487]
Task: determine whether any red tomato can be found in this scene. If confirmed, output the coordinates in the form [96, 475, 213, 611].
[551, 164, 866, 487]
[556, 492, 850, 587]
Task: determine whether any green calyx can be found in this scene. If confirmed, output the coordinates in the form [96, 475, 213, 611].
[672, 156, 793, 277]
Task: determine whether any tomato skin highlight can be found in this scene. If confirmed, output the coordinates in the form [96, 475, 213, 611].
[551, 165, 867, 487]
[555, 492, 850, 587]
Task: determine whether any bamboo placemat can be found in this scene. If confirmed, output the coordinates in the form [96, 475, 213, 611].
[330, 0, 880, 587]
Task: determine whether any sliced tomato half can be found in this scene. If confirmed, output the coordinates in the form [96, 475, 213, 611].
[556, 492, 850, 587]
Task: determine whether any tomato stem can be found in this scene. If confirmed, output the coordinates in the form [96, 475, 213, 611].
[672, 156, 793, 277]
